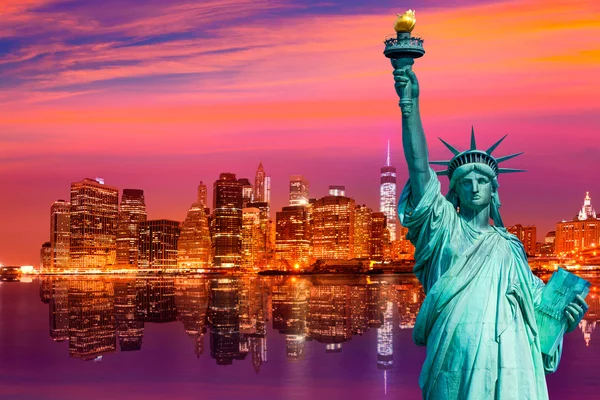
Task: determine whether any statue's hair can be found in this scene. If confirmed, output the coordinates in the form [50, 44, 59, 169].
[445, 163, 504, 227]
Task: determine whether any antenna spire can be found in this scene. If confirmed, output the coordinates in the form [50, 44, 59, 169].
[386, 140, 390, 166]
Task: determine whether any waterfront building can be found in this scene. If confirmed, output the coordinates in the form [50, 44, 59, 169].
[555, 192, 600, 254]
[328, 185, 345, 197]
[138, 220, 180, 270]
[197, 181, 208, 206]
[50, 200, 70, 270]
[241, 207, 263, 268]
[114, 279, 144, 351]
[138, 278, 177, 323]
[246, 201, 273, 268]
[116, 189, 147, 267]
[312, 193, 355, 261]
[69, 178, 119, 270]
[507, 224, 537, 256]
[208, 278, 241, 365]
[275, 205, 312, 269]
[212, 173, 243, 267]
[289, 175, 309, 206]
[178, 203, 211, 270]
[380, 141, 397, 241]
[370, 212, 388, 260]
[175, 278, 209, 357]
[40, 242, 52, 271]
[49, 279, 69, 342]
[307, 285, 352, 346]
[354, 205, 372, 259]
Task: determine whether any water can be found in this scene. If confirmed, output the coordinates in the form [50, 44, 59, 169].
[0, 274, 599, 399]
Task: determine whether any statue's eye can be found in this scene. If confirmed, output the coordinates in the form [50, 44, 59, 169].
[478, 178, 488, 185]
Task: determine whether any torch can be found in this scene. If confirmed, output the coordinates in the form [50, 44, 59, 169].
[383, 10, 425, 117]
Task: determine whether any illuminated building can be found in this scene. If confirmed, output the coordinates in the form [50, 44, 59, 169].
[40, 242, 52, 271]
[555, 193, 600, 254]
[254, 163, 271, 216]
[246, 201, 273, 268]
[289, 175, 309, 206]
[114, 279, 144, 351]
[538, 231, 556, 256]
[579, 192, 596, 220]
[377, 301, 394, 370]
[40, 278, 52, 303]
[307, 285, 352, 347]
[69, 178, 119, 270]
[138, 220, 181, 270]
[212, 173, 243, 268]
[175, 278, 208, 357]
[328, 185, 345, 197]
[68, 280, 116, 360]
[507, 224, 537, 256]
[275, 206, 312, 269]
[178, 203, 212, 270]
[197, 181, 208, 206]
[395, 280, 425, 329]
[349, 285, 369, 335]
[370, 212, 388, 260]
[49, 279, 69, 341]
[354, 205, 372, 259]
[238, 178, 254, 208]
[138, 278, 177, 323]
[242, 207, 264, 268]
[116, 189, 147, 267]
[312, 194, 355, 260]
[380, 141, 397, 241]
[208, 278, 241, 365]
[50, 200, 70, 270]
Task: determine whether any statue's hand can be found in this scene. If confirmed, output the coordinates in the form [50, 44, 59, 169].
[393, 66, 420, 101]
[565, 294, 588, 333]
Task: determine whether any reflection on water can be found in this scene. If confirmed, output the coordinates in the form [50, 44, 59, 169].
[35, 274, 600, 364]
[36, 276, 426, 364]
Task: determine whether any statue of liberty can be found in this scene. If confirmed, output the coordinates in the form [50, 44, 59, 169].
[388, 10, 589, 400]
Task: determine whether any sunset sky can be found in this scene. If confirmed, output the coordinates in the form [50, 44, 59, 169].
[1, 0, 599, 265]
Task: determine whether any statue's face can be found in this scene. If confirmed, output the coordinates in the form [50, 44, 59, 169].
[457, 171, 493, 212]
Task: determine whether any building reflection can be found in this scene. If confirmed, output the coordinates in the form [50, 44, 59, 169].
[38, 274, 597, 364]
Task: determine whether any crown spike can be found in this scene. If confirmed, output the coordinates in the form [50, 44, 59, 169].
[498, 168, 526, 174]
[429, 160, 451, 166]
[486, 134, 508, 155]
[496, 152, 524, 163]
[470, 126, 477, 150]
[438, 137, 460, 156]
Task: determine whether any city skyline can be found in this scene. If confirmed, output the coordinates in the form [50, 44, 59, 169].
[1, 0, 599, 265]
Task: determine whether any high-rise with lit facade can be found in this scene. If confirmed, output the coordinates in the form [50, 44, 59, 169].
[178, 203, 212, 269]
[275, 205, 312, 268]
[50, 200, 70, 270]
[370, 212, 388, 260]
[556, 192, 600, 254]
[312, 193, 355, 260]
[116, 189, 147, 267]
[380, 141, 397, 241]
[254, 163, 271, 216]
[354, 205, 372, 259]
[289, 175, 309, 206]
[507, 224, 537, 256]
[197, 181, 208, 207]
[238, 178, 254, 208]
[69, 178, 119, 270]
[41, 242, 52, 271]
[138, 220, 181, 270]
[241, 207, 264, 268]
[212, 173, 243, 267]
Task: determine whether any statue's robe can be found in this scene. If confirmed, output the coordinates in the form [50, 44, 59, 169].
[398, 174, 561, 400]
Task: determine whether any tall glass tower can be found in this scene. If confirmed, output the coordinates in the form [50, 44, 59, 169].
[379, 141, 397, 241]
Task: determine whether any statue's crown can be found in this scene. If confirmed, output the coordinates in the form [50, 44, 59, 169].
[430, 127, 525, 180]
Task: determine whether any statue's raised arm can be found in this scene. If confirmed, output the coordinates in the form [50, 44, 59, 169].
[393, 65, 431, 204]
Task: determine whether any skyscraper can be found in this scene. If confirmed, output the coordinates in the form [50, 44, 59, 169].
[178, 203, 212, 270]
[312, 193, 355, 260]
[555, 192, 600, 254]
[380, 141, 397, 241]
[212, 173, 243, 268]
[289, 175, 309, 206]
[241, 207, 263, 268]
[116, 189, 147, 267]
[138, 220, 181, 270]
[238, 178, 254, 208]
[354, 205, 372, 259]
[370, 212, 388, 260]
[254, 163, 271, 216]
[507, 224, 537, 256]
[50, 200, 70, 270]
[69, 178, 119, 270]
[275, 205, 312, 268]
[40, 242, 52, 271]
[197, 181, 208, 207]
